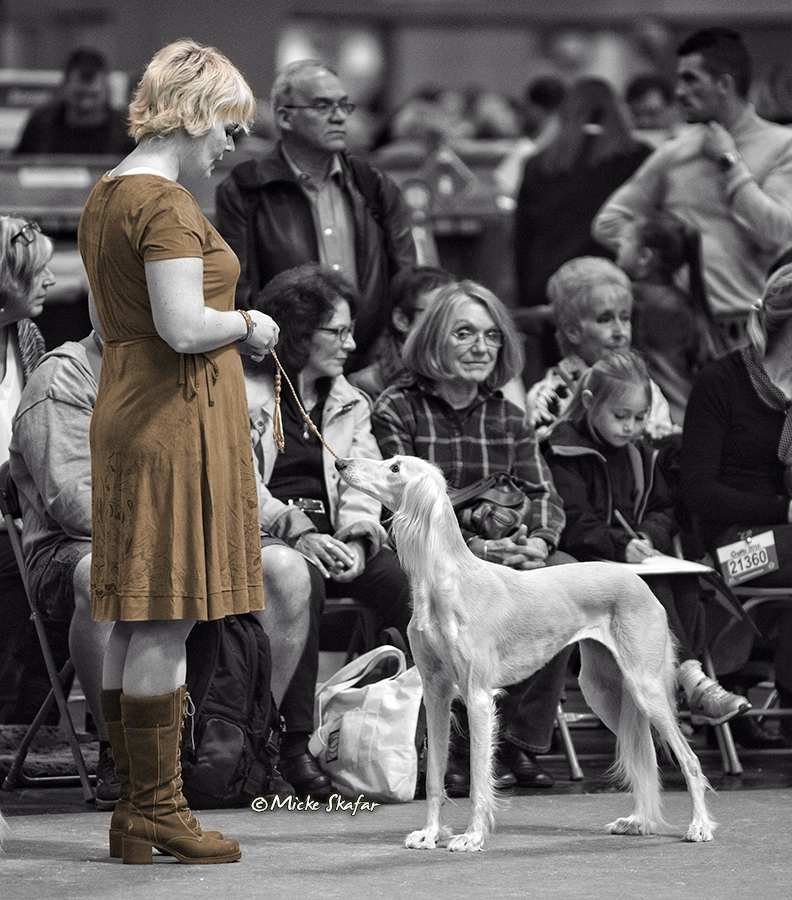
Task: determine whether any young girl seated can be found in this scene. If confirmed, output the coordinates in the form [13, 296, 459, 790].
[526, 256, 677, 441]
[544, 350, 749, 725]
[616, 212, 724, 425]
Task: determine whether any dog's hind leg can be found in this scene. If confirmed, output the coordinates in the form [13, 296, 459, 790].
[447, 684, 498, 852]
[609, 640, 713, 842]
[606, 686, 668, 837]
[640, 682, 715, 842]
[578, 639, 623, 734]
[405, 673, 455, 850]
[579, 640, 666, 837]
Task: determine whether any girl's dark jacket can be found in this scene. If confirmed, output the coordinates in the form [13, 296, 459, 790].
[543, 419, 676, 562]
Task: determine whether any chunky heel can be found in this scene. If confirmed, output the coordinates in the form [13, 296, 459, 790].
[109, 828, 122, 859]
[122, 835, 153, 865]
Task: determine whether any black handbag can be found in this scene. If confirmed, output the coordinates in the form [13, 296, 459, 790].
[448, 473, 532, 540]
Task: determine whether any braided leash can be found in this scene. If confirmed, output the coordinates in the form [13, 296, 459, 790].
[269, 348, 339, 460]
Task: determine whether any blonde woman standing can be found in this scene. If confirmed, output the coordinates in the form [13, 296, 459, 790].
[78, 40, 278, 865]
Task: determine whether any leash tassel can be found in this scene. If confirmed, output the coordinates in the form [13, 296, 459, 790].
[269, 348, 339, 459]
[272, 370, 285, 453]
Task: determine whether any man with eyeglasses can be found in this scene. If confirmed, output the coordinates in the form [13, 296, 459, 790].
[216, 59, 416, 371]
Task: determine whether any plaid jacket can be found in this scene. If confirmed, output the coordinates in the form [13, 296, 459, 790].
[372, 376, 565, 549]
[16, 319, 46, 382]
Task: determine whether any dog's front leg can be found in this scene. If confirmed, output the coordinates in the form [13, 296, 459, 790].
[447, 685, 497, 852]
[405, 675, 454, 850]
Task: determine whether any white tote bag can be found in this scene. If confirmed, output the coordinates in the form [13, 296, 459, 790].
[308, 645, 423, 803]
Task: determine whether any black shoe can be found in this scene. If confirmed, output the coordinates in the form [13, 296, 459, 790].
[261, 765, 297, 800]
[94, 744, 120, 811]
[500, 743, 555, 788]
[444, 752, 470, 797]
[444, 753, 515, 797]
[726, 715, 789, 750]
[493, 759, 517, 791]
[278, 751, 334, 800]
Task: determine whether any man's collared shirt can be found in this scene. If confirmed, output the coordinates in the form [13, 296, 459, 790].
[282, 149, 357, 286]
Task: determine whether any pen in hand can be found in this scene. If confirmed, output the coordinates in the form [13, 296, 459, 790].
[613, 509, 658, 560]
[613, 509, 640, 540]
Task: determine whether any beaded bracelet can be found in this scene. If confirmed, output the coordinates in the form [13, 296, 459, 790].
[236, 308, 255, 342]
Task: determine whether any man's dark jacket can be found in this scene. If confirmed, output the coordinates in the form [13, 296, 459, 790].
[215, 143, 416, 365]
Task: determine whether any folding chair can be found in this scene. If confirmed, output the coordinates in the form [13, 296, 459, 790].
[725, 586, 792, 769]
[0, 461, 94, 802]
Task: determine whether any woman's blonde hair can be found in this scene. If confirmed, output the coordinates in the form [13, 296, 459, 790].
[0, 217, 53, 310]
[548, 260, 632, 357]
[401, 280, 523, 390]
[128, 39, 256, 141]
[747, 263, 792, 357]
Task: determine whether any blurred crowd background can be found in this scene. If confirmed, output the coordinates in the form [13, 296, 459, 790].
[2, 0, 792, 345]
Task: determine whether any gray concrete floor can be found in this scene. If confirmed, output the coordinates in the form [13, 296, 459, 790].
[2, 787, 791, 900]
[3, 680, 792, 898]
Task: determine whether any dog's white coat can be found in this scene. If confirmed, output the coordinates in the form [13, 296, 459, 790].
[336, 455, 714, 852]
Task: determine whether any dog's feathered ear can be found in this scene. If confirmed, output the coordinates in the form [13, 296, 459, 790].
[394, 467, 452, 535]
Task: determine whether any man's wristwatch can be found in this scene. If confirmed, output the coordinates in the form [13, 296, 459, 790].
[717, 151, 740, 172]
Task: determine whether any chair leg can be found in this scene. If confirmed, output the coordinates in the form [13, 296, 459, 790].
[2, 620, 95, 802]
[555, 702, 584, 781]
[702, 649, 743, 776]
[712, 719, 743, 776]
[2, 659, 72, 791]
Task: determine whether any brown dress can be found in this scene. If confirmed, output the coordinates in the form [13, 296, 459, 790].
[78, 173, 264, 621]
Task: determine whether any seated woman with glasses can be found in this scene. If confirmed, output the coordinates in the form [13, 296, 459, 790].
[0, 216, 53, 721]
[371, 279, 575, 794]
[242, 262, 412, 796]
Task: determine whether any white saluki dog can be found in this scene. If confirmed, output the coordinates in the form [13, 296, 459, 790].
[335, 455, 713, 852]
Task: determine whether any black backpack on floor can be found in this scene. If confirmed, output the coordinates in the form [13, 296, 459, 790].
[182, 613, 281, 808]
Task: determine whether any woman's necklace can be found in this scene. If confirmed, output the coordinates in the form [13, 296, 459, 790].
[300, 386, 317, 440]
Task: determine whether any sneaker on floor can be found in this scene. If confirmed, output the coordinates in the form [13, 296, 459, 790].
[687, 677, 751, 726]
[94, 744, 120, 811]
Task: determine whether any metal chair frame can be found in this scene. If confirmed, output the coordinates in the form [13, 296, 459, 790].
[0, 460, 94, 802]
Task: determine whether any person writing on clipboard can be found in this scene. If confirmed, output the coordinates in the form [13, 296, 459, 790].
[544, 350, 750, 727]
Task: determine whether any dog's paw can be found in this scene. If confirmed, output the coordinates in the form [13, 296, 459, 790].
[405, 829, 439, 850]
[447, 832, 485, 852]
[684, 820, 715, 843]
[606, 816, 652, 836]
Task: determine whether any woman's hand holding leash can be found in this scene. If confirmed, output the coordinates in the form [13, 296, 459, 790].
[237, 310, 279, 361]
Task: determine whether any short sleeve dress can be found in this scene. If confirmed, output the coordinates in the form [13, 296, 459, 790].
[78, 173, 264, 622]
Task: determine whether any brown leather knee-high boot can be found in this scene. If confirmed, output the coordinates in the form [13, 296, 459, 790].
[120, 686, 241, 865]
[101, 689, 223, 859]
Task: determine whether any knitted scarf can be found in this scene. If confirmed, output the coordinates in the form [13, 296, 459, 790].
[741, 345, 792, 471]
